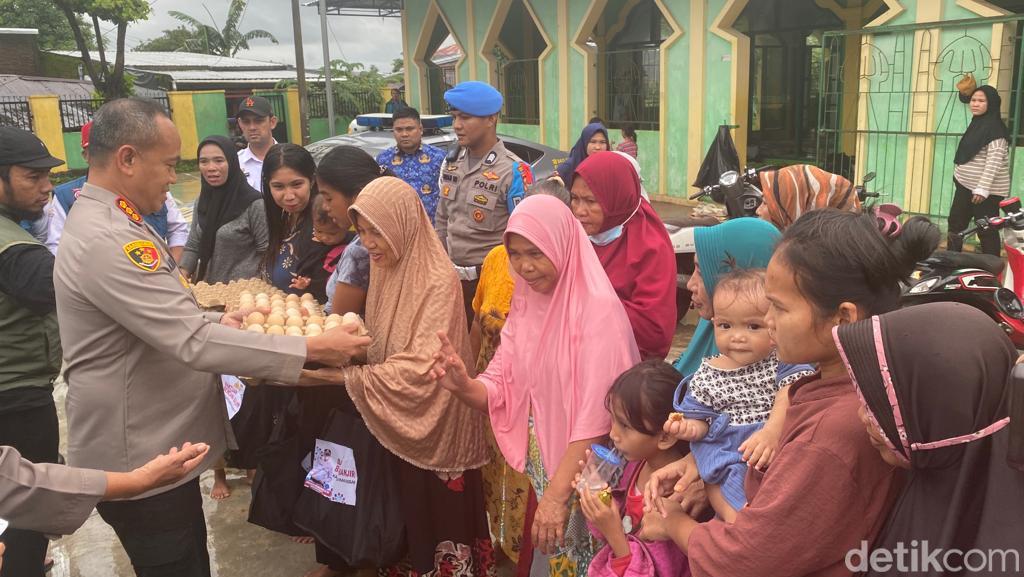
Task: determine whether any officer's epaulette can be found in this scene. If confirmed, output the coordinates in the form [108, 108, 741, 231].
[115, 196, 144, 226]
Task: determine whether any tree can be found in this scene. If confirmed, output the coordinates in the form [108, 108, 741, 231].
[53, 0, 152, 98]
[134, 26, 207, 53]
[0, 0, 94, 50]
[391, 57, 404, 74]
[168, 0, 277, 57]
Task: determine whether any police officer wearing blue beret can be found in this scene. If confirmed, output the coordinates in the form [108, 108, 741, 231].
[435, 81, 534, 323]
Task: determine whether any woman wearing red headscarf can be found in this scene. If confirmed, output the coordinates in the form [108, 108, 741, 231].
[571, 152, 677, 359]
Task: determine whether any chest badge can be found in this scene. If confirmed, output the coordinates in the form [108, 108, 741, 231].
[483, 151, 498, 166]
[116, 197, 143, 225]
[391, 156, 403, 166]
[472, 209, 486, 223]
[442, 185, 451, 197]
[123, 240, 161, 272]
[482, 170, 500, 181]
[419, 154, 430, 164]
[421, 184, 433, 194]
[473, 194, 489, 206]
[446, 162, 459, 172]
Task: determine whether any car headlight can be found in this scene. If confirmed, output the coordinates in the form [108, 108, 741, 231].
[907, 277, 939, 295]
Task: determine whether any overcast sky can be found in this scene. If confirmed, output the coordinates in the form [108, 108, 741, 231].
[122, 0, 403, 70]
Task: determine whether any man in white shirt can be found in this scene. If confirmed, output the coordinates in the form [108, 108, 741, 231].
[235, 96, 278, 191]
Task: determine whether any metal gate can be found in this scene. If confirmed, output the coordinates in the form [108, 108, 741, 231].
[816, 14, 1024, 224]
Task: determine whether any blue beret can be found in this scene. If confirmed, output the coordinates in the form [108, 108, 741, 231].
[444, 81, 503, 116]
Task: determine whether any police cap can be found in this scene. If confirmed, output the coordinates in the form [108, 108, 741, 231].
[444, 81, 503, 117]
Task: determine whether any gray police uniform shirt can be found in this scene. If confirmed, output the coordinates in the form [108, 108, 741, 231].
[434, 139, 532, 267]
[54, 183, 307, 500]
[0, 445, 106, 534]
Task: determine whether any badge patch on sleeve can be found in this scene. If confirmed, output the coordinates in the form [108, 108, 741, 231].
[123, 240, 161, 272]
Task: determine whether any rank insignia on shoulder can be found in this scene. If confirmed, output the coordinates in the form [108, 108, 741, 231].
[116, 197, 143, 225]
[123, 240, 161, 272]
[483, 151, 498, 166]
[482, 170, 500, 181]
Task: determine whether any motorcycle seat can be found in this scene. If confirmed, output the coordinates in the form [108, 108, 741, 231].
[924, 250, 1005, 276]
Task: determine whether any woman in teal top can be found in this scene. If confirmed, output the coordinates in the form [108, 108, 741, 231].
[673, 218, 781, 376]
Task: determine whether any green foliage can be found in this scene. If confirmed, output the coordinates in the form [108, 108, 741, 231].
[0, 0, 94, 50]
[133, 26, 207, 52]
[165, 0, 278, 57]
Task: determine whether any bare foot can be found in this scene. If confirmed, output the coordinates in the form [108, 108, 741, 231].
[303, 565, 341, 577]
[291, 535, 315, 545]
[211, 469, 231, 500]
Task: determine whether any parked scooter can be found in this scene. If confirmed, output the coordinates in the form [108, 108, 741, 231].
[898, 197, 1024, 346]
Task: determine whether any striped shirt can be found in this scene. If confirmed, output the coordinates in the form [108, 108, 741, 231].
[616, 138, 638, 159]
[954, 138, 1010, 198]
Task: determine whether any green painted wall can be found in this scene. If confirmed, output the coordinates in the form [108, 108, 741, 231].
[659, 0, 688, 198]
[566, 0, 592, 138]
[61, 132, 87, 171]
[309, 117, 354, 143]
[525, 0, 560, 149]
[499, 122, 541, 142]
[474, 0, 499, 80]
[436, 0, 471, 81]
[405, 0, 430, 110]
[191, 92, 229, 143]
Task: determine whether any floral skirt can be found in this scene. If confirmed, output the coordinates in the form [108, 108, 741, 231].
[379, 460, 496, 577]
[482, 429, 530, 563]
[522, 417, 596, 577]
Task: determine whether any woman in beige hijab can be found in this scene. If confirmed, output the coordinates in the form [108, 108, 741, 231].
[303, 176, 493, 577]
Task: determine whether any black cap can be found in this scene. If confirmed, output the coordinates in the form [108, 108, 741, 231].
[237, 95, 274, 118]
[0, 127, 64, 169]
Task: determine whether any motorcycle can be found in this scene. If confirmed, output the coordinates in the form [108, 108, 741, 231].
[664, 166, 879, 322]
[899, 197, 1024, 347]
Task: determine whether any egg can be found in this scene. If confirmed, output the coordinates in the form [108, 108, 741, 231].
[285, 326, 304, 336]
[256, 292, 268, 300]
[285, 301, 301, 310]
[266, 325, 285, 335]
[300, 293, 315, 302]
[285, 308, 302, 319]
[306, 315, 324, 327]
[304, 324, 323, 336]
[245, 311, 266, 326]
[266, 313, 286, 326]
[325, 321, 340, 331]
[246, 324, 265, 333]
[326, 314, 343, 324]
[286, 316, 305, 328]
[286, 293, 300, 303]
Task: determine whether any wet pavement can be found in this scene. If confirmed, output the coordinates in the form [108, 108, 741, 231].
[43, 174, 699, 576]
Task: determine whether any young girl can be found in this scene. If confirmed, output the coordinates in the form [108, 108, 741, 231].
[668, 269, 813, 522]
[290, 194, 350, 303]
[579, 360, 691, 577]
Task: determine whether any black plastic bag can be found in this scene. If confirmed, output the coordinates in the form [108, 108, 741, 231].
[692, 125, 740, 189]
[292, 408, 407, 567]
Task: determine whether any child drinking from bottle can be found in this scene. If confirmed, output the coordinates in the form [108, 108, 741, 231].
[577, 360, 692, 577]
[666, 269, 813, 522]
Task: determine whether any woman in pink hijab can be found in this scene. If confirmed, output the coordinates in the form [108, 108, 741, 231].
[432, 195, 641, 577]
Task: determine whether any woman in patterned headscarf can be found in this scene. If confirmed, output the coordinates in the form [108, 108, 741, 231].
[755, 164, 860, 230]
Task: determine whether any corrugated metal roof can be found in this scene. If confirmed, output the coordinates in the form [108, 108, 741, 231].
[164, 69, 299, 83]
[47, 50, 290, 71]
[0, 75, 94, 98]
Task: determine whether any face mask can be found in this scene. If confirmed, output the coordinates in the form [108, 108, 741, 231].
[589, 197, 642, 247]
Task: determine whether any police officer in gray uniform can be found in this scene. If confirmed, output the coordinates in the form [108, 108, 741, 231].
[435, 81, 534, 322]
[53, 98, 369, 577]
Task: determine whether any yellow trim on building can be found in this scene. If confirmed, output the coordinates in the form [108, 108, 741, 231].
[433, 0, 467, 83]
[901, 0, 942, 215]
[285, 87, 302, 144]
[571, 0, 605, 127]
[480, 0, 514, 85]
[557, 0, 570, 148]
[711, 0, 751, 168]
[867, 0, 905, 27]
[466, 0, 477, 78]
[686, 0, 706, 188]
[168, 91, 200, 161]
[28, 95, 67, 173]
[655, 0, 684, 197]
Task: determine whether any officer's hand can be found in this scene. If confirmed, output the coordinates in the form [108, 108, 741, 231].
[221, 306, 271, 329]
[306, 324, 372, 367]
[298, 366, 347, 386]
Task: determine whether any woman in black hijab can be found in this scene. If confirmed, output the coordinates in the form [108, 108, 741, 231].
[179, 135, 267, 283]
[948, 84, 1011, 256]
[835, 302, 1024, 576]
